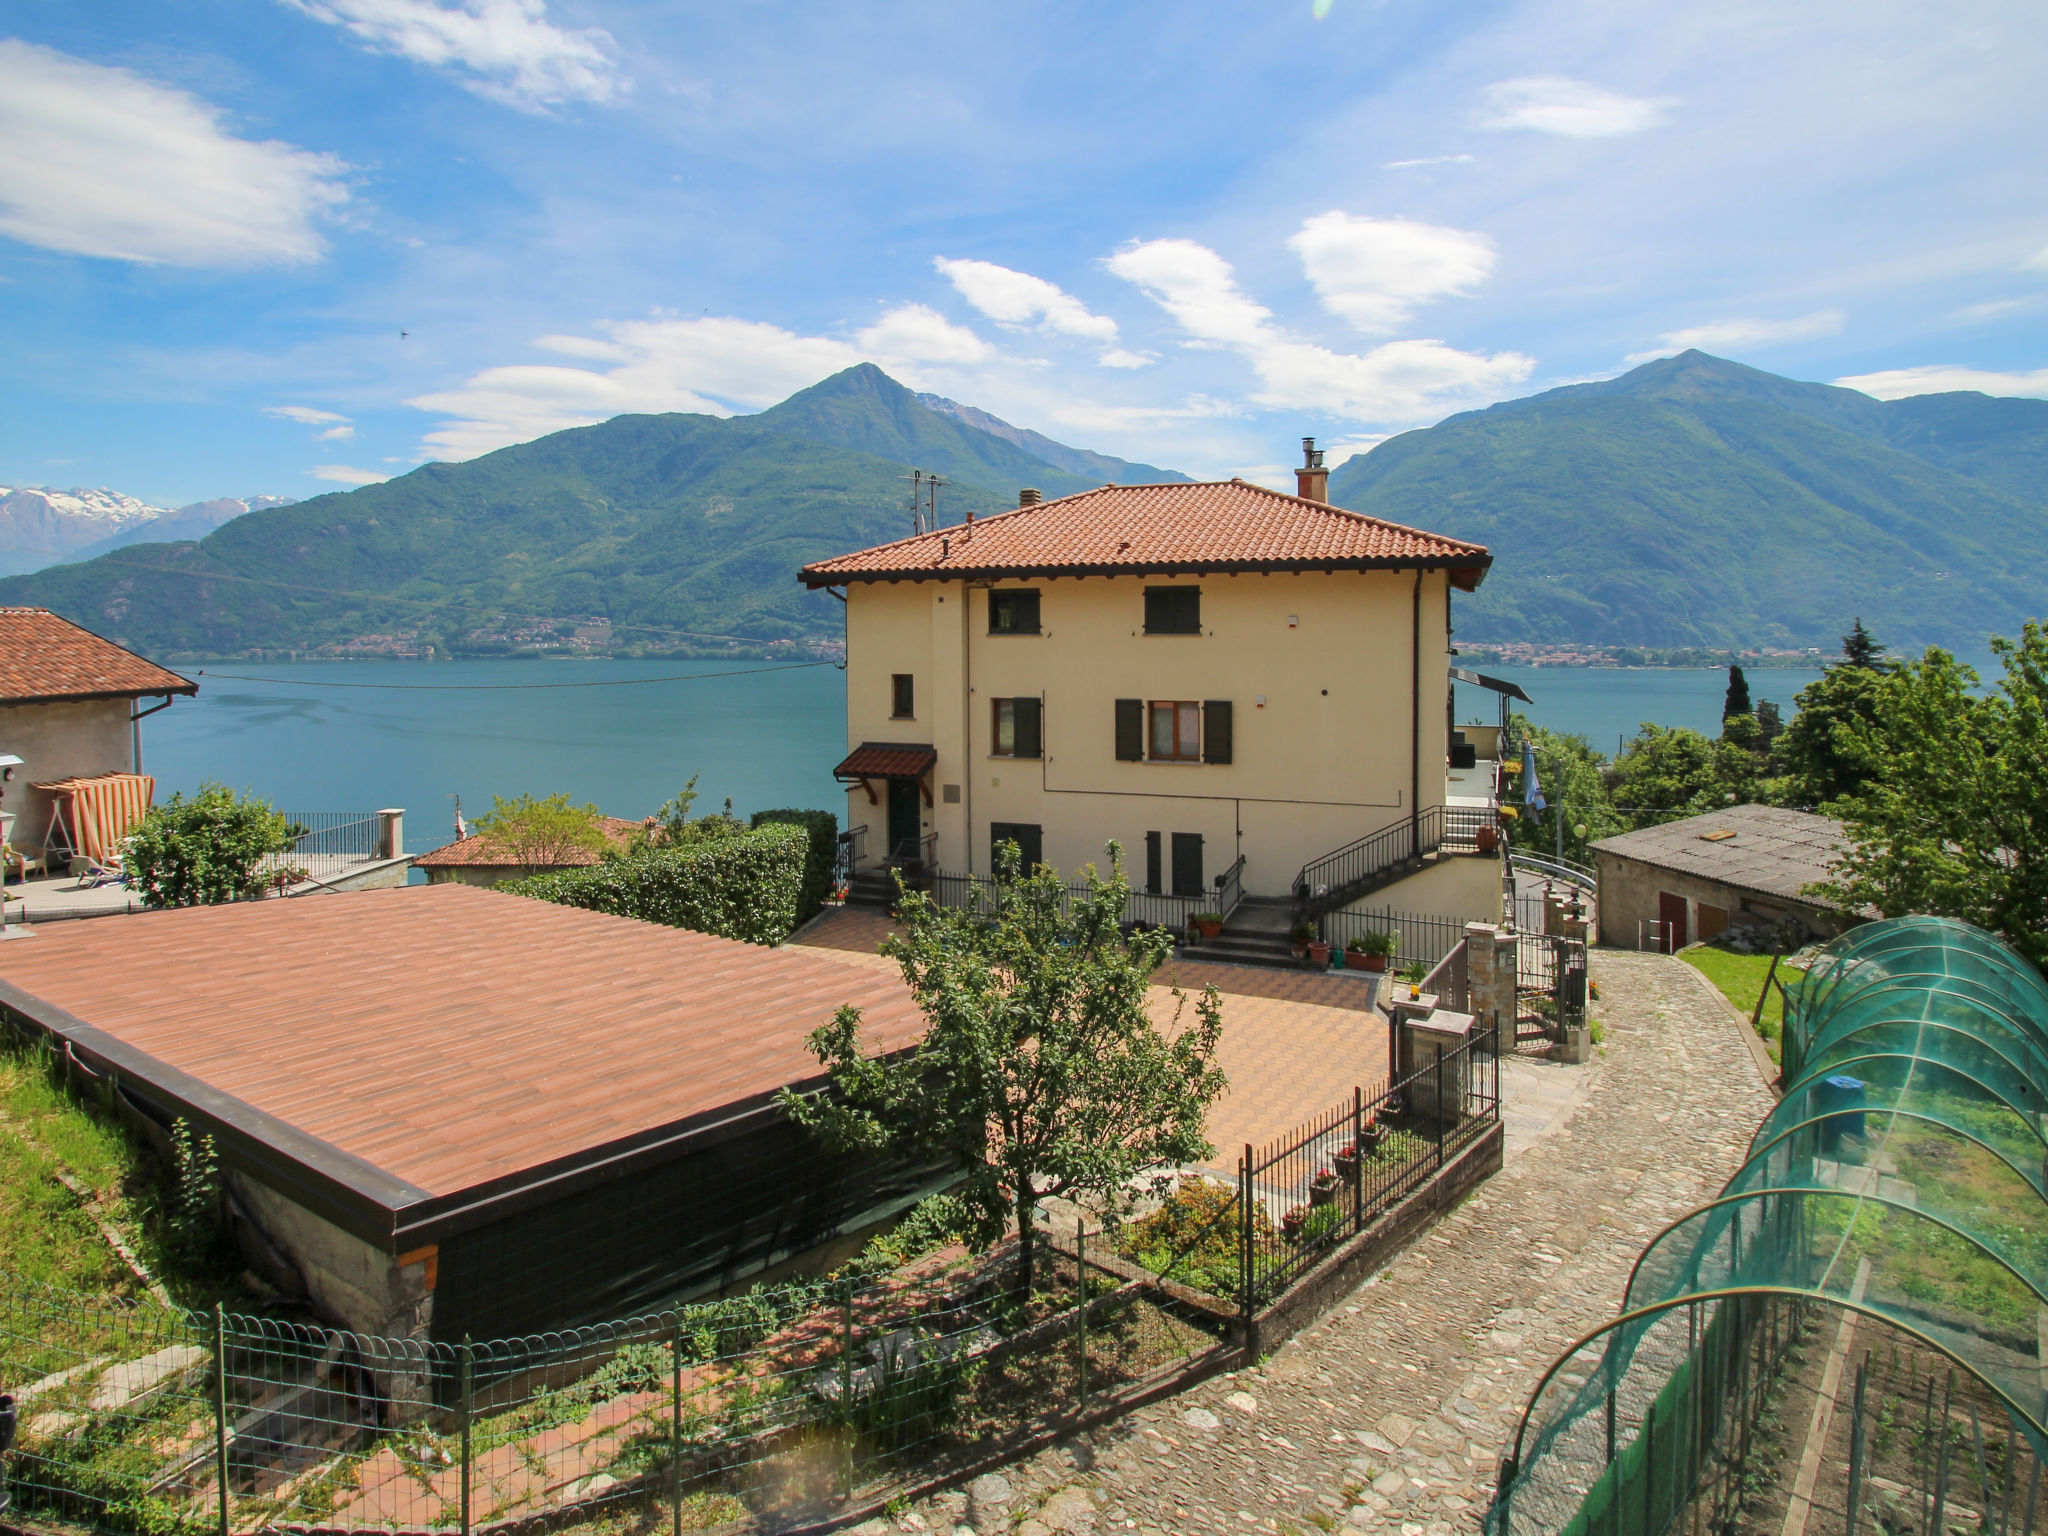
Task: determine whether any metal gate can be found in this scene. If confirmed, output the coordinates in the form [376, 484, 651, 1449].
[1516, 933, 1588, 1045]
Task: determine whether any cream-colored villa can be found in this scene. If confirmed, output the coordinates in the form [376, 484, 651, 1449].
[800, 443, 1511, 957]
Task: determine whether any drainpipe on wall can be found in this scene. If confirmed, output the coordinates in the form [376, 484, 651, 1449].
[961, 579, 973, 875]
[1411, 571, 1422, 848]
[129, 694, 175, 774]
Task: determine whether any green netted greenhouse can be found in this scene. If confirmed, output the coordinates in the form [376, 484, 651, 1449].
[1492, 916, 2048, 1536]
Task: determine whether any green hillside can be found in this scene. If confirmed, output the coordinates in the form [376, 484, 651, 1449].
[0, 413, 1011, 659]
[1329, 351, 2048, 649]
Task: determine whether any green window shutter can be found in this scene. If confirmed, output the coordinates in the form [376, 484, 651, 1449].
[1203, 700, 1233, 764]
[1015, 697, 1042, 759]
[1145, 831, 1162, 894]
[1115, 698, 1143, 761]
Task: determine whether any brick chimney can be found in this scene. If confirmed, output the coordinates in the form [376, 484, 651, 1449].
[1018, 488, 1041, 507]
[1295, 438, 1328, 503]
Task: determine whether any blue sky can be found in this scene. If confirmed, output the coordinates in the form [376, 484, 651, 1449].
[1, 0, 2044, 506]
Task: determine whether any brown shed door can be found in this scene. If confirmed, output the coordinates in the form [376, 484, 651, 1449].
[1697, 903, 1728, 941]
[1657, 891, 1688, 951]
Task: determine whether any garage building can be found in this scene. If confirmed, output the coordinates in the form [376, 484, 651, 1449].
[1591, 803, 1858, 951]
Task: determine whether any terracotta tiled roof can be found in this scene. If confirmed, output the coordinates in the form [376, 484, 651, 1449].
[799, 481, 1490, 588]
[0, 883, 929, 1241]
[0, 608, 196, 704]
[414, 814, 649, 869]
[834, 743, 938, 780]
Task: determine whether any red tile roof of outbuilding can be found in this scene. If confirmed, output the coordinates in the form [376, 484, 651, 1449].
[0, 608, 196, 703]
[0, 883, 927, 1245]
[800, 481, 1490, 589]
[414, 815, 649, 869]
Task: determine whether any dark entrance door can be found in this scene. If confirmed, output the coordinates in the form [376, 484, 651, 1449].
[1171, 832, 1204, 898]
[1656, 891, 1688, 952]
[990, 822, 1043, 872]
[887, 779, 922, 860]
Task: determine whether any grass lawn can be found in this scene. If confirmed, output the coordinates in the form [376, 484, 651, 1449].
[1680, 947, 1805, 1063]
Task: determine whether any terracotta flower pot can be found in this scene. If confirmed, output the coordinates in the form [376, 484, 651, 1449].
[1309, 1173, 1341, 1207]
[1362, 952, 1389, 973]
[1476, 824, 1501, 854]
[1307, 940, 1332, 966]
[1197, 917, 1223, 941]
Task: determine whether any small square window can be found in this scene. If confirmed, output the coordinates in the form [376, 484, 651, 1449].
[1148, 700, 1201, 761]
[1144, 586, 1201, 635]
[989, 589, 1041, 634]
[891, 673, 914, 718]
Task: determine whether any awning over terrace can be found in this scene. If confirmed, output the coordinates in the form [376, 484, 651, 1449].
[1493, 917, 2048, 1536]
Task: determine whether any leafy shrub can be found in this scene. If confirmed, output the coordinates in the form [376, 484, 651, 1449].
[473, 792, 607, 866]
[850, 1193, 970, 1276]
[169, 1119, 222, 1261]
[750, 808, 838, 926]
[123, 783, 295, 908]
[1117, 1179, 1272, 1298]
[506, 821, 807, 945]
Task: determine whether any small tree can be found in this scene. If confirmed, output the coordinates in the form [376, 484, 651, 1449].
[125, 783, 296, 908]
[1841, 617, 1887, 670]
[1755, 698, 1784, 752]
[780, 842, 1227, 1298]
[475, 792, 606, 866]
[1813, 626, 2048, 974]
[1723, 665, 1752, 722]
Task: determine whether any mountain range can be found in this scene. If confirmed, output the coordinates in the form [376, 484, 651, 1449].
[0, 487, 292, 577]
[1329, 350, 2048, 649]
[3, 352, 2044, 660]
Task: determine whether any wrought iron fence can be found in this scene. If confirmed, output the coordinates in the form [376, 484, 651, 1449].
[929, 855, 1246, 935]
[1293, 807, 1446, 922]
[1316, 906, 1471, 975]
[1123, 1031, 1501, 1321]
[0, 1235, 1220, 1536]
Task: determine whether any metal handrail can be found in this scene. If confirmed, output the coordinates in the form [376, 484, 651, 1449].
[1214, 854, 1248, 924]
[1509, 850, 1596, 892]
[1293, 806, 1444, 921]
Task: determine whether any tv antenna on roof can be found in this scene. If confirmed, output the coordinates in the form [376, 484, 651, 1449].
[904, 469, 944, 535]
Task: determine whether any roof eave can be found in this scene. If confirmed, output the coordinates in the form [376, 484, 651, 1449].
[801, 551, 1494, 589]
[0, 681, 199, 706]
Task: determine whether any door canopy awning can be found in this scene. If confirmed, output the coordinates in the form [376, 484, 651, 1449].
[834, 742, 937, 808]
[833, 742, 937, 781]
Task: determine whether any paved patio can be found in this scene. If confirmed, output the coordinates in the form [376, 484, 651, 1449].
[790, 905, 1392, 1160]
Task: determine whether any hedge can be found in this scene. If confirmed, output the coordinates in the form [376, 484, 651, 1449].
[750, 808, 838, 927]
[505, 821, 807, 945]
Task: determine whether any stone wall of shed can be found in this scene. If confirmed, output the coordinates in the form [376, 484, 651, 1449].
[1593, 850, 1850, 951]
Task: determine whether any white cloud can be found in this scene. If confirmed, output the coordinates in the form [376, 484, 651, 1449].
[1624, 309, 1844, 364]
[855, 303, 993, 365]
[0, 41, 348, 266]
[1106, 237, 1531, 423]
[1382, 154, 1475, 170]
[265, 405, 351, 426]
[1479, 76, 1667, 138]
[311, 464, 388, 485]
[283, 0, 619, 109]
[1097, 347, 1156, 369]
[1833, 363, 2048, 401]
[1289, 211, 1497, 334]
[934, 258, 1119, 343]
[410, 306, 999, 460]
[2022, 246, 2048, 273]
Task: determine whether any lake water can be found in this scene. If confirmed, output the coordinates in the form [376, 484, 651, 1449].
[141, 658, 1830, 853]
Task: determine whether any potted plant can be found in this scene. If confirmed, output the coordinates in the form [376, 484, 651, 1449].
[1309, 1168, 1341, 1206]
[1360, 1113, 1385, 1155]
[1332, 1142, 1360, 1180]
[1353, 929, 1399, 972]
[1191, 910, 1224, 942]
[1289, 919, 1315, 960]
[1307, 932, 1332, 967]
[1476, 821, 1501, 854]
[1281, 1204, 1310, 1240]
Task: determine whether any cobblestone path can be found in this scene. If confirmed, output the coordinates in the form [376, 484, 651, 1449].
[886, 952, 1775, 1536]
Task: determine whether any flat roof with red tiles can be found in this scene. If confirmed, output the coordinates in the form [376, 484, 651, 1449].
[799, 481, 1490, 590]
[414, 814, 649, 869]
[0, 884, 924, 1247]
[0, 608, 196, 704]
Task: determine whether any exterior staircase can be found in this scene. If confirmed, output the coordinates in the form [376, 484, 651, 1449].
[1194, 896, 1305, 969]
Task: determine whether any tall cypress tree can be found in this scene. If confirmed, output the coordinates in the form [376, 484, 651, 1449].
[1723, 664, 1752, 721]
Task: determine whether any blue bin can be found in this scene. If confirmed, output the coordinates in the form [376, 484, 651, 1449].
[1815, 1074, 1866, 1152]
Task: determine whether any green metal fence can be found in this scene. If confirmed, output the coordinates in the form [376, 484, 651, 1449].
[1, 1235, 1220, 1536]
[1491, 916, 2048, 1536]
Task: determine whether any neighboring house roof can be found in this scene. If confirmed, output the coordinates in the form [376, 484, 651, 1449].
[413, 814, 647, 869]
[0, 607, 196, 705]
[0, 883, 929, 1247]
[1590, 804, 1848, 906]
[799, 481, 1492, 589]
[834, 742, 939, 780]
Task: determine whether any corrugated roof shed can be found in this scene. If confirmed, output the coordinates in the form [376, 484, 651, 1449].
[1590, 804, 1847, 904]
